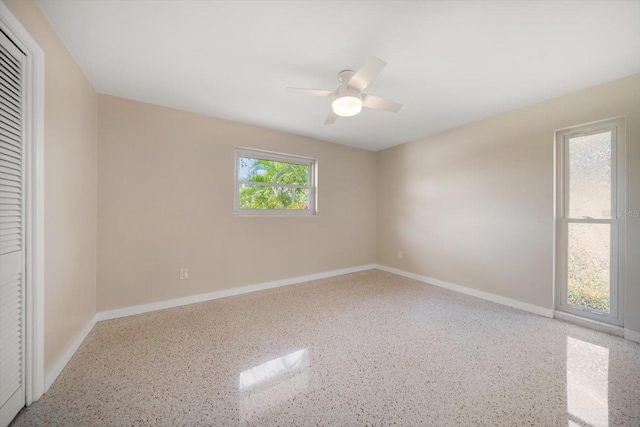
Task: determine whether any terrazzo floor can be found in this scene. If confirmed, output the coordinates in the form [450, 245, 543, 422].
[11, 269, 640, 426]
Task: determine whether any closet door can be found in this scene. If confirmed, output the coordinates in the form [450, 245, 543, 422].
[0, 29, 26, 427]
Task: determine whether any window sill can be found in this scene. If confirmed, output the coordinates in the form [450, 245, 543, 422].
[554, 310, 624, 337]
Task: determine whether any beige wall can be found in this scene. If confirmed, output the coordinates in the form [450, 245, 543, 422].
[97, 95, 377, 311]
[377, 74, 640, 332]
[4, 0, 98, 373]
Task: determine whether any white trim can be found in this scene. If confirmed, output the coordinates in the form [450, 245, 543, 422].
[96, 264, 376, 321]
[238, 181, 309, 190]
[37, 265, 640, 394]
[625, 329, 640, 344]
[554, 118, 626, 326]
[43, 265, 376, 391]
[554, 310, 624, 337]
[0, 0, 46, 405]
[44, 315, 97, 392]
[375, 264, 554, 318]
[234, 147, 317, 216]
[40, 264, 640, 393]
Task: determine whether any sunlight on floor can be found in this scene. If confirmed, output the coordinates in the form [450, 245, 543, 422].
[239, 348, 308, 389]
[567, 337, 609, 427]
[239, 349, 310, 420]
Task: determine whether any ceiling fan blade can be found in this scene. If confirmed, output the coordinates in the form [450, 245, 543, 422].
[325, 111, 338, 125]
[286, 87, 334, 97]
[362, 94, 403, 113]
[348, 57, 387, 92]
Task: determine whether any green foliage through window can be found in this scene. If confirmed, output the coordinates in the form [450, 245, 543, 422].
[568, 256, 610, 312]
[237, 154, 314, 212]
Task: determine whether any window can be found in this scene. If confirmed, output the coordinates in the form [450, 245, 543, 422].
[555, 117, 625, 325]
[235, 148, 316, 215]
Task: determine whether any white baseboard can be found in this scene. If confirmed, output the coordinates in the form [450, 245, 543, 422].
[40, 264, 639, 393]
[45, 264, 376, 391]
[95, 264, 377, 322]
[44, 314, 98, 392]
[625, 328, 640, 344]
[376, 264, 554, 318]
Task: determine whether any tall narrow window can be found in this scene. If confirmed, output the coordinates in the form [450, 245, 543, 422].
[555, 118, 625, 325]
[235, 149, 316, 215]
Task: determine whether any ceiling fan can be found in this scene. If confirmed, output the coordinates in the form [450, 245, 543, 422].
[286, 57, 403, 124]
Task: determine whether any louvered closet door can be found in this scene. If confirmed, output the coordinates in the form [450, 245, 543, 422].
[0, 29, 26, 427]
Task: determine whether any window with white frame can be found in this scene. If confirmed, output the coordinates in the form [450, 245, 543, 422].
[555, 117, 625, 325]
[235, 149, 316, 215]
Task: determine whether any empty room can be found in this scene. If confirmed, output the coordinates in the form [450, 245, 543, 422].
[1, 0, 639, 425]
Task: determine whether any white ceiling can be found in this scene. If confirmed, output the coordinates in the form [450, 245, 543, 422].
[36, 1, 640, 151]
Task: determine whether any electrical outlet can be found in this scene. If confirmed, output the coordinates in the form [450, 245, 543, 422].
[397, 251, 403, 259]
[179, 268, 189, 280]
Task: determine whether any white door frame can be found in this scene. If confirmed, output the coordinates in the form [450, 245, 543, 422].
[0, 0, 45, 404]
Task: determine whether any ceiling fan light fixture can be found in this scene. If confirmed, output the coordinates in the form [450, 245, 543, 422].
[286, 57, 401, 124]
[332, 95, 363, 117]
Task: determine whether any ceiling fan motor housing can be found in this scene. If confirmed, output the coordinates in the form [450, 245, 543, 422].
[337, 69, 356, 84]
[334, 84, 362, 99]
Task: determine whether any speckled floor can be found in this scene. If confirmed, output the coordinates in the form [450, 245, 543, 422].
[11, 270, 640, 426]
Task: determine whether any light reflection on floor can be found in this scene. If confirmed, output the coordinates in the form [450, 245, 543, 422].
[239, 348, 308, 389]
[567, 337, 609, 427]
[239, 349, 310, 420]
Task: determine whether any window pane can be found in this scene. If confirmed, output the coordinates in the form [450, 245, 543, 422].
[238, 157, 309, 186]
[567, 223, 610, 313]
[239, 184, 310, 210]
[568, 131, 611, 218]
